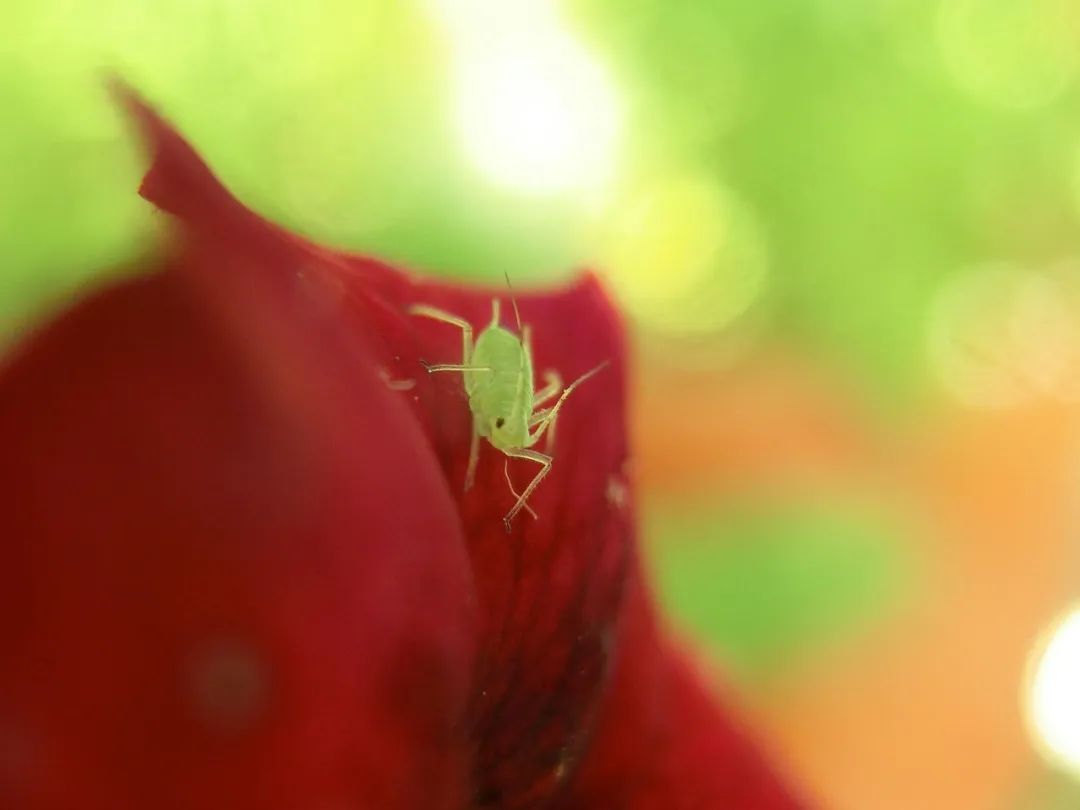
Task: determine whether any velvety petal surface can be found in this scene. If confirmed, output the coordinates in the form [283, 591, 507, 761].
[0, 203, 474, 807]
[557, 575, 808, 809]
[121, 89, 634, 809]
[16, 84, 811, 810]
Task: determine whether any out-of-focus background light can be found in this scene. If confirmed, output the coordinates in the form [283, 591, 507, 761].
[927, 263, 1080, 409]
[1027, 605, 1080, 778]
[937, 0, 1079, 111]
[596, 175, 768, 337]
[452, 36, 621, 196]
[428, 0, 622, 197]
[8, 0, 1080, 807]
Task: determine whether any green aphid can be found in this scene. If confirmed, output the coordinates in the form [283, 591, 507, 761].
[408, 286, 607, 532]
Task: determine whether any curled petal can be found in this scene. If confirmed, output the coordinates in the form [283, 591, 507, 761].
[55, 83, 811, 810]
[559, 576, 809, 809]
[0, 219, 474, 807]
[119, 86, 634, 808]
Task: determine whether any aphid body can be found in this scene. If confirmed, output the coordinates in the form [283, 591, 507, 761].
[467, 307, 532, 451]
[409, 294, 605, 531]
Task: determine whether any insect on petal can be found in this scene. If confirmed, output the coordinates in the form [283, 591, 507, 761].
[0, 82, 810, 810]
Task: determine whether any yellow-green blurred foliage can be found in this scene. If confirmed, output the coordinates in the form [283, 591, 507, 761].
[6, 2, 1080, 808]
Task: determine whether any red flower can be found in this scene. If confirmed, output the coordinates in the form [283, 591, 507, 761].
[0, 85, 808, 810]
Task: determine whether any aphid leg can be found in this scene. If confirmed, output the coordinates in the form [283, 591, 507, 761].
[420, 363, 493, 374]
[490, 299, 501, 328]
[528, 406, 558, 452]
[545, 410, 560, 452]
[464, 423, 480, 492]
[502, 448, 552, 532]
[503, 459, 538, 519]
[408, 304, 474, 365]
[533, 370, 562, 408]
[526, 361, 610, 449]
[528, 407, 552, 425]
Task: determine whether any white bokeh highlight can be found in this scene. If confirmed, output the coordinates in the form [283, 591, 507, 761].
[1027, 606, 1080, 777]
[928, 263, 1080, 408]
[428, 0, 622, 196]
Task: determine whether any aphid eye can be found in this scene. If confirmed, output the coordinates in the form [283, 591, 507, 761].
[495, 417, 506, 428]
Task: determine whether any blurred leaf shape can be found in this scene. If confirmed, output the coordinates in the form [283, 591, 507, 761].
[648, 496, 914, 680]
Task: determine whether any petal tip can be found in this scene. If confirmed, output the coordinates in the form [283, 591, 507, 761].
[107, 77, 223, 217]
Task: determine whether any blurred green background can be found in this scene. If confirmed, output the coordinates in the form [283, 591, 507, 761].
[5, 1, 1080, 807]
[7, 0, 1080, 408]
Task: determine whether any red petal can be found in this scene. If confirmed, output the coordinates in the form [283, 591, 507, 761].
[558, 575, 810, 809]
[118, 86, 632, 807]
[329, 259, 634, 807]
[0, 217, 473, 805]
[109, 84, 806, 809]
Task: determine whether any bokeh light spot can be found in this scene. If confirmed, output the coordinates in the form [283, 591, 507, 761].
[927, 263, 1080, 408]
[427, 0, 558, 41]
[938, 0, 1079, 110]
[455, 35, 621, 196]
[429, 0, 622, 197]
[1026, 606, 1080, 778]
[598, 176, 768, 336]
[1043, 260, 1080, 402]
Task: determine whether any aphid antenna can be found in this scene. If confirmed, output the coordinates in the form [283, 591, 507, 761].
[568, 359, 612, 392]
[503, 271, 524, 334]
